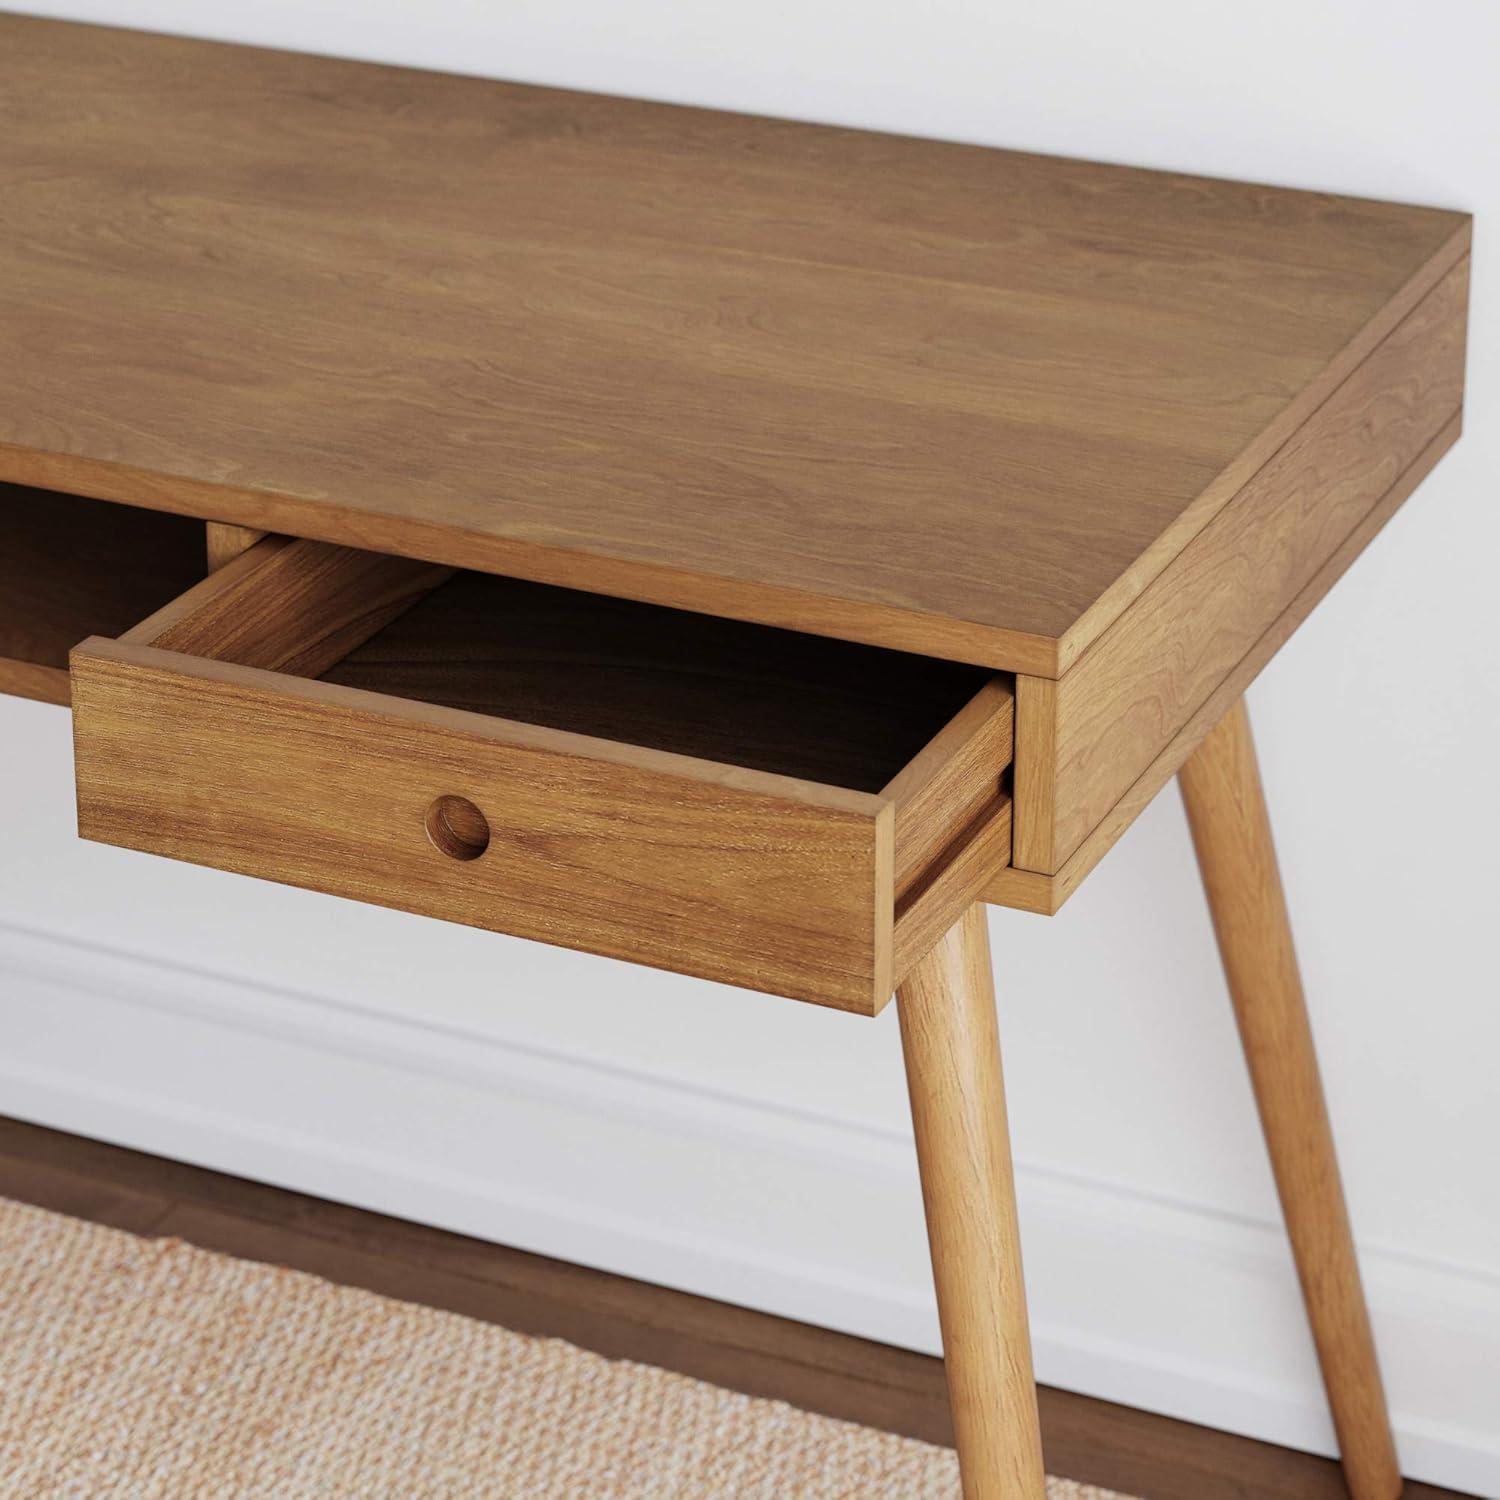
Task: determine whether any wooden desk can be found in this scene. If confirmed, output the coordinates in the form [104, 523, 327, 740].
[0, 15, 1470, 1498]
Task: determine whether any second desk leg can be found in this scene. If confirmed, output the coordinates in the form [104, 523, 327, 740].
[1179, 698, 1401, 1500]
[897, 904, 1045, 1499]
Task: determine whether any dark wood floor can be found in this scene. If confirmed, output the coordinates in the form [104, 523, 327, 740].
[0, 1115, 1469, 1500]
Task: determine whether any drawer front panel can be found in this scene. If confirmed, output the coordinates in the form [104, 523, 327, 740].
[71, 641, 894, 1013]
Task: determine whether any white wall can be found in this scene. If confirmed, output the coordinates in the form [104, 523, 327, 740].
[4, 2, 1498, 1492]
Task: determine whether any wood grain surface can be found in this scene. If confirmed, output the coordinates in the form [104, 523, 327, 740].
[882, 683, 1013, 899]
[204, 522, 266, 572]
[71, 640, 897, 1012]
[1179, 702, 1400, 1500]
[0, 658, 71, 707]
[1006, 256, 1468, 880]
[0, 14, 1469, 673]
[898, 906, 1045, 1497]
[893, 798, 1014, 984]
[987, 403, 1463, 914]
[1009, 676, 1058, 876]
[137, 537, 455, 679]
[222, 535, 1014, 884]
[70, 542, 1013, 1009]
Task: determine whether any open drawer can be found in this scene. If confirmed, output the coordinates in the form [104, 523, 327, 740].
[69, 539, 1014, 1013]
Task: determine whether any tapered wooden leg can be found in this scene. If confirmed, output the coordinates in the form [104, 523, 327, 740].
[897, 904, 1045, 1500]
[1179, 699, 1401, 1500]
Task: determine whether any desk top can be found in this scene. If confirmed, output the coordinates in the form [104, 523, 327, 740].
[0, 15, 1469, 675]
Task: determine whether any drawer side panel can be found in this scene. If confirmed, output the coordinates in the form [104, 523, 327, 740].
[887, 678, 1013, 899]
[1039, 254, 1469, 873]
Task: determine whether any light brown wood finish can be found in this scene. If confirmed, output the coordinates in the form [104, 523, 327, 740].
[3, 18, 1467, 1493]
[71, 641, 893, 1010]
[71, 538, 1014, 1012]
[882, 683, 1014, 899]
[4, 16, 1467, 910]
[1014, 258, 1467, 877]
[0, 15, 1469, 675]
[894, 798, 1014, 984]
[899, 906, 1044, 1498]
[135, 538, 455, 677]
[1179, 700, 1400, 1500]
[986, 402, 1463, 914]
[1009, 676, 1058, 875]
[205, 522, 265, 572]
[0, 658, 71, 707]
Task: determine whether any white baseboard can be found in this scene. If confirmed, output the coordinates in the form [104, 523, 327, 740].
[1, 918, 1495, 1496]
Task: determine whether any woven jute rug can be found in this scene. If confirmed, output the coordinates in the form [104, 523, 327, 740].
[0, 1196, 1133, 1498]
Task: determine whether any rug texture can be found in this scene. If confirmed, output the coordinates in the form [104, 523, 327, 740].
[0, 1195, 1132, 1498]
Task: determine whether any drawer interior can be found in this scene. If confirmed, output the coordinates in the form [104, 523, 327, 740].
[317, 570, 994, 794]
[0, 481, 205, 705]
[112, 534, 1015, 892]
[72, 536, 1014, 1009]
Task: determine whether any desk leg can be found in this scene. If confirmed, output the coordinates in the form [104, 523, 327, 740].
[897, 904, 1045, 1499]
[1178, 699, 1401, 1500]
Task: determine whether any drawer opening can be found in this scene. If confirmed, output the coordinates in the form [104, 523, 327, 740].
[72, 535, 1015, 1011]
[317, 569, 995, 794]
[0, 482, 206, 706]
